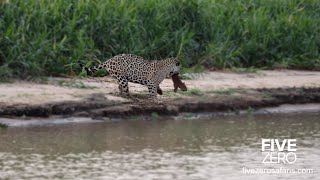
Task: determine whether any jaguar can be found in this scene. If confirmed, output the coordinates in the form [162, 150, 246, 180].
[80, 54, 181, 97]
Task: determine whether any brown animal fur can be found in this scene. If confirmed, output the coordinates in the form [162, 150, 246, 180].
[172, 74, 187, 92]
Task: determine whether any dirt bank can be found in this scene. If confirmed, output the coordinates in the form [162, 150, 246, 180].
[0, 70, 319, 118]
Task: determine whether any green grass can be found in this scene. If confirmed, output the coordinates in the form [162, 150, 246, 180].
[181, 88, 204, 96]
[211, 89, 238, 96]
[17, 93, 33, 98]
[163, 87, 204, 97]
[245, 107, 255, 117]
[57, 79, 96, 89]
[261, 92, 273, 99]
[151, 112, 159, 120]
[231, 67, 260, 74]
[0, 0, 319, 79]
[0, 123, 8, 129]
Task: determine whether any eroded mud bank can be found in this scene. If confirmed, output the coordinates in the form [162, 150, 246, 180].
[0, 87, 319, 118]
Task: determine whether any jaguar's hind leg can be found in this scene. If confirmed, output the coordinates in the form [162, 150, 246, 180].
[117, 76, 129, 96]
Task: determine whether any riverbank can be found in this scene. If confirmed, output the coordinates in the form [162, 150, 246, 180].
[0, 70, 319, 119]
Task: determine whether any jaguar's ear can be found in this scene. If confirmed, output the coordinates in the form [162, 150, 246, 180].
[175, 61, 180, 66]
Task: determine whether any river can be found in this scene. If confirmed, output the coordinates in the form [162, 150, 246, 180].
[0, 113, 319, 179]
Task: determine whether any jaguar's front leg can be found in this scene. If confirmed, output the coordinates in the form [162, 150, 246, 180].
[157, 85, 163, 95]
[117, 76, 129, 96]
[147, 84, 158, 98]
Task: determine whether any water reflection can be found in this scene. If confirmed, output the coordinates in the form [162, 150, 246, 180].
[0, 113, 319, 179]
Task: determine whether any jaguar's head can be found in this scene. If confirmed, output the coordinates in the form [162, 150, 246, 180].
[168, 58, 181, 77]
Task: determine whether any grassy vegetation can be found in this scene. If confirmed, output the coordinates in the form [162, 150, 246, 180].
[57, 79, 96, 89]
[151, 112, 159, 120]
[0, 123, 8, 129]
[0, 0, 319, 79]
[182, 88, 204, 96]
[211, 89, 238, 96]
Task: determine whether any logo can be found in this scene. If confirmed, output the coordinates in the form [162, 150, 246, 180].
[261, 139, 297, 164]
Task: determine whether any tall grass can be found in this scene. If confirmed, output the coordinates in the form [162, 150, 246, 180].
[0, 0, 319, 79]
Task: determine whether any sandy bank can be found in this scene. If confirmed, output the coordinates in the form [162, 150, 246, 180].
[0, 70, 319, 118]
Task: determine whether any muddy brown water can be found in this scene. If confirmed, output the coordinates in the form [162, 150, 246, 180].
[0, 113, 319, 180]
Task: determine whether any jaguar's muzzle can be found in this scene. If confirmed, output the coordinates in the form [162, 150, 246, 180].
[169, 71, 179, 77]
